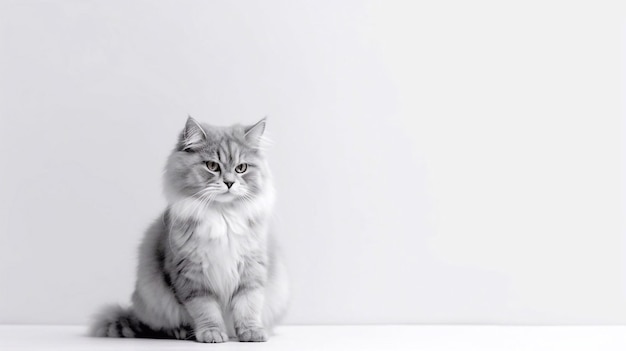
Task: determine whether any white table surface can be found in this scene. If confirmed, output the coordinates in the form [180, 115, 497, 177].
[1, 325, 626, 351]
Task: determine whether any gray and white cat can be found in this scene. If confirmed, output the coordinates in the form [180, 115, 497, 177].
[91, 117, 289, 343]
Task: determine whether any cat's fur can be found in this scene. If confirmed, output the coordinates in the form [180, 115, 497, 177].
[91, 117, 289, 343]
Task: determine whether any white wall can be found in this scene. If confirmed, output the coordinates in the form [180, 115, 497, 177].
[0, 0, 624, 325]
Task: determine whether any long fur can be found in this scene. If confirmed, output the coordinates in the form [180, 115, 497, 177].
[91, 117, 289, 343]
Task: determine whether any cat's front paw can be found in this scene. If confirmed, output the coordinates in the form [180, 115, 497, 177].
[238, 327, 268, 342]
[195, 328, 228, 343]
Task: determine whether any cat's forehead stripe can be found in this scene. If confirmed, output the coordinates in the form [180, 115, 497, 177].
[227, 141, 233, 163]
[230, 141, 239, 163]
[215, 139, 244, 165]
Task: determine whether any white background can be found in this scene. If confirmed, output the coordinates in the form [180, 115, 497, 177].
[0, 0, 624, 325]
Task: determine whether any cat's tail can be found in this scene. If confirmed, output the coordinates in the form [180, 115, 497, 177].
[90, 304, 145, 338]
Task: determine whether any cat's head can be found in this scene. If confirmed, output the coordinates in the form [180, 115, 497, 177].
[164, 117, 271, 206]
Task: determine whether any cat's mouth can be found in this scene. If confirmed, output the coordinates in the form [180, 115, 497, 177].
[214, 191, 238, 202]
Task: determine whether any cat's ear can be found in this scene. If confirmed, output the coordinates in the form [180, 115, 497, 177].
[180, 116, 207, 151]
[244, 117, 266, 145]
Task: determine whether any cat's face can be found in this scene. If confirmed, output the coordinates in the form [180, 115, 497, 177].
[164, 117, 269, 205]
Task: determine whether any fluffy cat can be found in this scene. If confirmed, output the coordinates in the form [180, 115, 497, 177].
[91, 117, 289, 343]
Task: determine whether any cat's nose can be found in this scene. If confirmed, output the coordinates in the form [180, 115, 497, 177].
[224, 181, 234, 189]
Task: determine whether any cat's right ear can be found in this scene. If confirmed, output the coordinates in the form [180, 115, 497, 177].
[179, 116, 207, 152]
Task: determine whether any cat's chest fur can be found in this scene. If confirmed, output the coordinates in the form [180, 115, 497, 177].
[170, 202, 259, 299]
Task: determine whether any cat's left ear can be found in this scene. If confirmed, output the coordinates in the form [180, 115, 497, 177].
[180, 116, 207, 151]
[244, 117, 266, 145]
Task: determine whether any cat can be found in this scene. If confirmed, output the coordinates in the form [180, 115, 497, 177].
[91, 117, 289, 343]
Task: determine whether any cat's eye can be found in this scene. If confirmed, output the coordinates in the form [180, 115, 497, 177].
[235, 163, 248, 173]
[206, 161, 220, 172]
